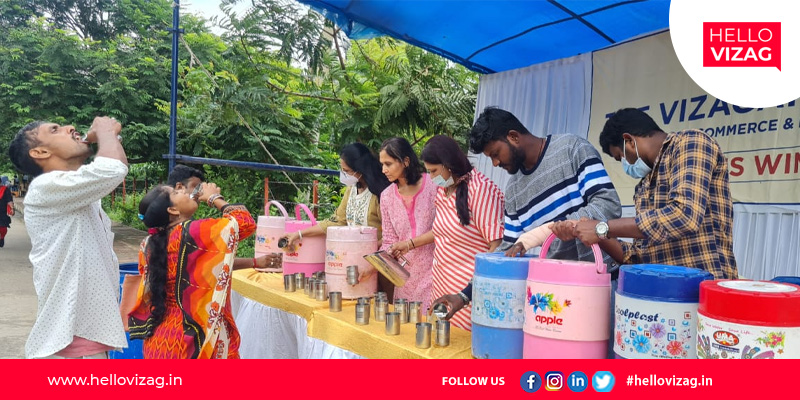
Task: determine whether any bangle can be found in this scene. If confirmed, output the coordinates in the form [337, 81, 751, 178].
[457, 291, 470, 305]
[252, 257, 257, 269]
[410, 238, 416, 249]
[298, 230, 303, 240]
[207, 194, 224, 207]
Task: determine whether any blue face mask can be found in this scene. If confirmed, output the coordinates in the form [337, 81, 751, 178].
[432, 174, 454, 188]
[622, 139, 652, 179]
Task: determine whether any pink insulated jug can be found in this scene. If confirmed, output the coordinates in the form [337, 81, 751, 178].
[523, 234, 611, 359]
[283, 204, 326, 276]
[326, 226, 378, 299]
[254, 201, 292, 262]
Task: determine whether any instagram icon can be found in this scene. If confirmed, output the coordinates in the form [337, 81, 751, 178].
[545, 371, 564, 391]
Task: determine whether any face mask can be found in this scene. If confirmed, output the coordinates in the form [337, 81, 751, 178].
[339, 171, 359, 187]
[622, 139, 652, 179]
[432, 174, 455, 188]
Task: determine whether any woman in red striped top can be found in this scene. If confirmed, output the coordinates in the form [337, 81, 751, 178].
[420, 135, 505, 330]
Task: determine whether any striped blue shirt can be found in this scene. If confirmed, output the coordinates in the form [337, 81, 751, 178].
[503, 134, 621, 262]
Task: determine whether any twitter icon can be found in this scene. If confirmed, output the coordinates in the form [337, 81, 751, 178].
[592, 371, 615, 392]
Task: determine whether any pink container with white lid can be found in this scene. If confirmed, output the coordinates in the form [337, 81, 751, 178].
[325, 226, 378, 299]
[283, 204, 326, 275]
[254, 201, 293, 259]
[523, 234, 611, 359]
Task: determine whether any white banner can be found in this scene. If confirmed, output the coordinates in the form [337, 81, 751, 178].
[588, 31, 800, 206]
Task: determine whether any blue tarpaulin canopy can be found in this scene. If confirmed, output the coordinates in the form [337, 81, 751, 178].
[298, 0, 670, 74]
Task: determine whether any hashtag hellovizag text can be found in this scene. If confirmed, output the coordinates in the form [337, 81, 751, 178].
[627, 374, 711, 388]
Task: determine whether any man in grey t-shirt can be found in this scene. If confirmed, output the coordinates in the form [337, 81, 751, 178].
[470, 107, 621, 261]
[432, 107, 622, 325]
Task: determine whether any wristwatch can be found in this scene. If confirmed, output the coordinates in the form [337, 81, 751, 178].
[456, 291, 470, 305]
[595, 221, 610, 239]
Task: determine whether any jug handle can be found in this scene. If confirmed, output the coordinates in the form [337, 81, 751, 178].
[295, 203, 318, 225]
[266, 200, 289, 218]
[539, 233, 606, 274]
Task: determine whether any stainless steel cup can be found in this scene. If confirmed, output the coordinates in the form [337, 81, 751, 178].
[374, 299, 388, 322]
[385, 312, 401, 335]
[315, 280, 328, 301]
[357, 297, 372, 307]
[394, 299, 409, 324]
[346, 265, 359, 286]
[375, 291, 387, 301]
[416, 322, 432, 349]
[408, 301, 423, 323]
[295, 273, 305, 289]
[432, 303, 448, 319]
[284, 274, 296, 292]
[435, 319, 450, 347]
[355, 303, 370, 325]
[304, 277, 312, 295]
[308, 278, 318, 299]
[329, 291, 342, 312]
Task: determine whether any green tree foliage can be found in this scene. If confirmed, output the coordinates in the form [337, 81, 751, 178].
[1, 0, 479, 255]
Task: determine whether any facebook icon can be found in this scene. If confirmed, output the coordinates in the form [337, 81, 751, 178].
[519, 371, 543, 393]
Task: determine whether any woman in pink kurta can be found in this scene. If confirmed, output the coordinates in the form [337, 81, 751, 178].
[379, 138, 437, 312]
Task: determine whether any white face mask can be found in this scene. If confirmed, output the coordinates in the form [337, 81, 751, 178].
[432, 174, 454, 188]
[339, 170, 359, 187]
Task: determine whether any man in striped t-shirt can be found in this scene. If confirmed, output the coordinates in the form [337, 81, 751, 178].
[431, 107, 622, 321]
[471, 107, 622, 261]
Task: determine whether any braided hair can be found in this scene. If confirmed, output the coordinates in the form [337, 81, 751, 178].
[137, 185, 174, 337]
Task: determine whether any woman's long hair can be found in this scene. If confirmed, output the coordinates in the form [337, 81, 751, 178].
[137, 185, 174, 338]
[340, 143, 391, 197]
[380, 137, 423, 185]
[421, 135, 473, 226]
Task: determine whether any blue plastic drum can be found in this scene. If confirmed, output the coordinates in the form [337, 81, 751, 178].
[614, 264, 712, 359]
[109, 262, 144, 359]
[471, 253, 531, 359]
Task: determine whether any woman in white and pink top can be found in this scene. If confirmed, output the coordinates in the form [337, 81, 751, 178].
[379, 137, 437, 312]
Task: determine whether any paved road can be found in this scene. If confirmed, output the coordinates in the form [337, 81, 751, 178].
[0, 197, 145, 359]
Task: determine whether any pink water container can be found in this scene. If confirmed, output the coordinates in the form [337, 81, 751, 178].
[254, 201, 292, 261]
[523, 234, 611, 359]
[283, 204, 326, 276]
[325, 226, 378, 299]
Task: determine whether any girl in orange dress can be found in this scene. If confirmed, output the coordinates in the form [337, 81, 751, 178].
[129, 182, 255, 358]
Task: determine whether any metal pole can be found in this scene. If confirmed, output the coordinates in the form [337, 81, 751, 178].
[264, 177, 269, 214]
[168, 0, 181, 173]
[312, 180, 319, 219]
